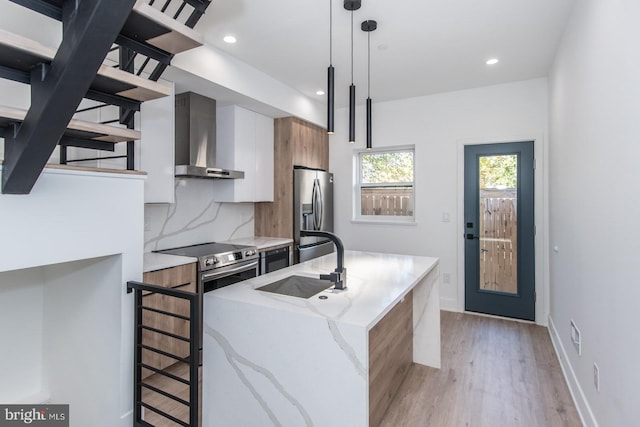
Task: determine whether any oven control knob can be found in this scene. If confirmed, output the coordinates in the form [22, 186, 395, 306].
[245, 250, 256, 257]
[205, 257, 219, 267]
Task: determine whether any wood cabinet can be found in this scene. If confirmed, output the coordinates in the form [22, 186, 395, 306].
[291, 119, 329, 170]
[140, 80, 175, 203]
[255, 117, 328, 238]
[213, 105, 274, 202]
[369, 291, 414, 427]
[141, 262, 197, 378]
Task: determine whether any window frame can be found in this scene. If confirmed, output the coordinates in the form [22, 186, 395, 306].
[354, 145, 416, 224]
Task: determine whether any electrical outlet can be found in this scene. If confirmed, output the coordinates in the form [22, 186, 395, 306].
[570, 320, 581, 356]
[442, 212, 450, 222]
[593, 363, 600, 392]
[442, 273, 451, 284]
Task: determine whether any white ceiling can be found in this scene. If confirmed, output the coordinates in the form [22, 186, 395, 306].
[193, 0, 576, 109]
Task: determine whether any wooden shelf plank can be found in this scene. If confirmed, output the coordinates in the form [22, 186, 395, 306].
[0, 29, 171, 102]
[0, 160, 148, 175]
[0, 105, 140, 143]
[97, 65, 171, 101]
[15, 0, 204, 54]
[131, 0, 204, 54]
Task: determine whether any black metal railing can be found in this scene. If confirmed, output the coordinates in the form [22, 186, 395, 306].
[127, 281, 199, 427]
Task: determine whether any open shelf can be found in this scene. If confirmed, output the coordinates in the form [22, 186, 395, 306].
[0, 29, 171, 102]
[0, 105, 140, 143]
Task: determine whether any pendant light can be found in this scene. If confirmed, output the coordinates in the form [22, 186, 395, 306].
[362, 20, 377, 150]
[344, 0, 361, 144]
[327, 0, 334, 134]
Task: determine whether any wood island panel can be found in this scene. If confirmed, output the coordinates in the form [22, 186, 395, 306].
[369, 291, 414, 427]
[141, 263, 197, 378]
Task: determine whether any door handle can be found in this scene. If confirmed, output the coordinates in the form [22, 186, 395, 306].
[312, 179, 323, 230]
[466, 234, 480, 240]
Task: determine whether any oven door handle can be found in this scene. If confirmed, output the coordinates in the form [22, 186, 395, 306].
[201, 261, 258, 281]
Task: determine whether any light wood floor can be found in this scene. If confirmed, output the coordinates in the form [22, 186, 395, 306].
[140, 311, 581, 426]
[380, 311, 582, 427]
[141, 362, 201, 427]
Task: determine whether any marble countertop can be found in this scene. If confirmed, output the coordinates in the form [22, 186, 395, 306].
[205, 250, 438, 329]
[143, 252, 197, 273]
[220, 236, 293, 251]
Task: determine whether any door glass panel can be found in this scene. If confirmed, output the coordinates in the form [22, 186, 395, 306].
[478, 155, 518, 294]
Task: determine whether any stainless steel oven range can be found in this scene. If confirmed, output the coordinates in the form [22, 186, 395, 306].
[154, 242, 259, 359]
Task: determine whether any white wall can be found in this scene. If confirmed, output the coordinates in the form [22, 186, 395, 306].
[0, 167, 144, 426]
[330, 78, 548, 313]
[0, 268, 44, 402]
[43, 256, 123, 426]
[171, 45, 324, 127]
[548, 0, 640, 425]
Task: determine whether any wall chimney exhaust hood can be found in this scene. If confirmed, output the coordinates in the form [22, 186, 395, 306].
[174, 92, 244, 179]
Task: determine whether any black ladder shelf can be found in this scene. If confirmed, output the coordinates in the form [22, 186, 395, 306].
[0, 0, 212, 194]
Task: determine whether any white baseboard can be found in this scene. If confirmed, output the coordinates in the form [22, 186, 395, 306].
[439, 297, 458, 312]
[548, 316, 598, 427]
[120, 409, 133, 427]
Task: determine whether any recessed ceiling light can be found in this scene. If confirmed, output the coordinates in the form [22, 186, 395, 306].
[486, 58, 499, 65]
[223, 35, 237, 44]
[316, 90, 326, 96]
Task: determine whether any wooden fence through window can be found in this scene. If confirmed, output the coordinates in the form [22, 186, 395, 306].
[361, 187, 413, 216]
[479, 189, 517, 293]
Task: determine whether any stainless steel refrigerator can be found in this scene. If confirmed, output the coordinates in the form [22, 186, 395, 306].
[293, 166, 334, 263]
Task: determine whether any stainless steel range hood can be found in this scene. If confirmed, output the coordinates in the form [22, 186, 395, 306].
[174, 92, 244, 179]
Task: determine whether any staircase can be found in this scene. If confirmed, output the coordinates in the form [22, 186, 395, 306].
[0, 0, 212, 194]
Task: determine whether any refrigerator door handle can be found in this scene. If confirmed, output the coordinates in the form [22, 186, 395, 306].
[312, 179, 323, 230]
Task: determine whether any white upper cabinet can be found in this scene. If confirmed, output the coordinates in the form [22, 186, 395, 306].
[140, 82, 175, 204]
[213, 105, 274, 202]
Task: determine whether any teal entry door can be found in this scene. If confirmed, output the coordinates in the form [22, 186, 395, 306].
[464, 141, 535, 321]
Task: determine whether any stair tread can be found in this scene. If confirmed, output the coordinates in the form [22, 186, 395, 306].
[0, 29, 171, 102]
[129, 0, 204, 54]
[0, 105, 141, 143]
[19, 0, 204, 55]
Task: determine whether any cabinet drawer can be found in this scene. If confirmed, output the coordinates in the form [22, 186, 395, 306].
[143, 262, 196, 290]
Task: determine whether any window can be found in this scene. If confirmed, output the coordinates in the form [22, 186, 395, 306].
[355, 146, 415, 222]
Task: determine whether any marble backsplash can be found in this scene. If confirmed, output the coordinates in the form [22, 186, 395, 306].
[144, 178, 255, 252]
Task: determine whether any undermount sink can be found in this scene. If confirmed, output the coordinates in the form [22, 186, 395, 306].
[256, 275, 333, 299]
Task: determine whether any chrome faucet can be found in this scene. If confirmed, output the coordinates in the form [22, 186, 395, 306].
[300, 230, 347, 290]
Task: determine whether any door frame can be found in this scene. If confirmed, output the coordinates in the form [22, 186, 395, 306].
[456, 134, 549, 325]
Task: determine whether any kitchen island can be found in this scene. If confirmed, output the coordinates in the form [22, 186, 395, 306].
[202, 250, 440, 426]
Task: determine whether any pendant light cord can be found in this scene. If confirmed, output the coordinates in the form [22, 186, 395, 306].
[329, 0, 332, 65]
[367, 31, 371, 97]
[351, 10, 354, 84]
